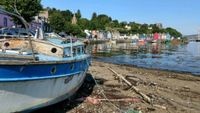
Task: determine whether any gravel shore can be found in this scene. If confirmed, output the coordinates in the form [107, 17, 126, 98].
[34, 60, 200, 113]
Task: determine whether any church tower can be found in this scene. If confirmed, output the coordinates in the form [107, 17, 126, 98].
[71, 14, 77, 25]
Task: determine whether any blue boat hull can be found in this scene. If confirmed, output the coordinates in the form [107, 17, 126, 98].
[0, 59, 90, 113]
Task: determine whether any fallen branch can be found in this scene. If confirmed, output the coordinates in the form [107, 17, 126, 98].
[108, 67, 151, 104]
[153, 104, 167, 110]
[125, 75, 142, 86]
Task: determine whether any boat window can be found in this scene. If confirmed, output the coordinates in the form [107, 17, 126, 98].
[77, 47, 81, 55]
[64, 48, 72, 57]
[83, 47, 86, 54]
[51, 48, 57, 53]
[51, 66, 57, 74]
[73, 48, 76, 56]
[3, 17, 7, 27]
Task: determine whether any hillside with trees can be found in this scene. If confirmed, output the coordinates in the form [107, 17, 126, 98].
[0, 0, 182, 38]
[47, 8, 182, 38]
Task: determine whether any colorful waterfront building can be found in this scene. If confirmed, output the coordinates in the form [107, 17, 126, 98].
[166, 33, 171, 41]
[0, 13, 15, 28]
[154, 33, 159, 40]
[161, 33, 167, 40]
[0, 10, 50, 32]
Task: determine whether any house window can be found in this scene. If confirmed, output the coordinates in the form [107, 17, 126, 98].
[3, 17, 8, 27]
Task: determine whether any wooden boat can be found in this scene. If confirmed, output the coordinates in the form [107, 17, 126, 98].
[0, 9, 90, 113]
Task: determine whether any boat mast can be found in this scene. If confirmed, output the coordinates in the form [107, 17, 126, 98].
[70, 34, 73, 57]
[0, 7, 36, 61]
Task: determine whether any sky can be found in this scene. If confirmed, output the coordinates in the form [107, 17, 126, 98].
[41, 0, 200, 35]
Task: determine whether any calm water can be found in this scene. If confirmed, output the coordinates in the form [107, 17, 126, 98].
[87, 42, 200, 75]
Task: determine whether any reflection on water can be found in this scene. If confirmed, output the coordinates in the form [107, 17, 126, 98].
[87, 42, 200, 75]
[187, 42, 200, 57]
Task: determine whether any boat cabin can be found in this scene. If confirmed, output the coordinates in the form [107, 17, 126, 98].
[0, 35, 86, 61]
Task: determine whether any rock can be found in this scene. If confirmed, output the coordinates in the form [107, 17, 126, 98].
[149, 82, 157, 86]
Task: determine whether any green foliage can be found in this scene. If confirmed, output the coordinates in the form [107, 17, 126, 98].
[165, 27, 182, 38]
[1, 0, 42, 25]
[61, 10, 73, 21]
[47, 8, 182, 38]
[119, 28, 129, 34]
[49, 12, 65, 33]
[91, 14, 112, 30]
[78, 18, 90, 30]
[75, 9, 81, 19]
[70, 24, 82, 36]
[91, 12, 97, 20]
[138, 24, 148, 34]
[48, 8, 86, 37]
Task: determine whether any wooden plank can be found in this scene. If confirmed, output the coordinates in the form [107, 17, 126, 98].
[0, 39, 65, 57]
[0, 54, 36, 60]
[32, 40, 64, 58]
[0, 56, 89, 65]
[0, 39, 30, 49]
[108, 67, 151, 104]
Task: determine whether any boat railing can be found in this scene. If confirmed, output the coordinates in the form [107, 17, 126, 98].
[0, 7, 36, 61]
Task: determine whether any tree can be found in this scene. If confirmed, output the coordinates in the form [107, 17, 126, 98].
[165, 27, 182, 38]
[91, 12, 97, 20]
[138, 24, 148, 34]
[93, 14, 112, 30]
[78, 18, 90, 29]
[88, 21, 97, 30]
[130, 22, 140, 34]
[75, 9, 81, 19]
[61, 10, 73, 22]
[70, 24, 82, 36]
[49, 12, 65, 33]
[112, 20, 120, 27]
[120, 21, 128, 28]
[0, 0, 42, 26]
[150, 24, 161, 33]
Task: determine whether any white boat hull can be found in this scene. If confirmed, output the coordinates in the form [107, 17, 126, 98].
[0, 70, 87, 113]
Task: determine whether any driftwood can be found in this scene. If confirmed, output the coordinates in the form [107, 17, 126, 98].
[125, 74, 143, 86]
[125, 77, 140, 86]
[153, 104, 167, 110]
[108, 67, 151, 104]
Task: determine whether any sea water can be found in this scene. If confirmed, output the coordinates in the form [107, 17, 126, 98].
[88, 42, 200, 75]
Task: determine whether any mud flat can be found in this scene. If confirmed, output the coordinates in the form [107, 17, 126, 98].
[33, 60, 200, 113]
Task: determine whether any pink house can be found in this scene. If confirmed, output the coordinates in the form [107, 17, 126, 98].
[153, 33, 159, 40]
[0, 13, 15, 28]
